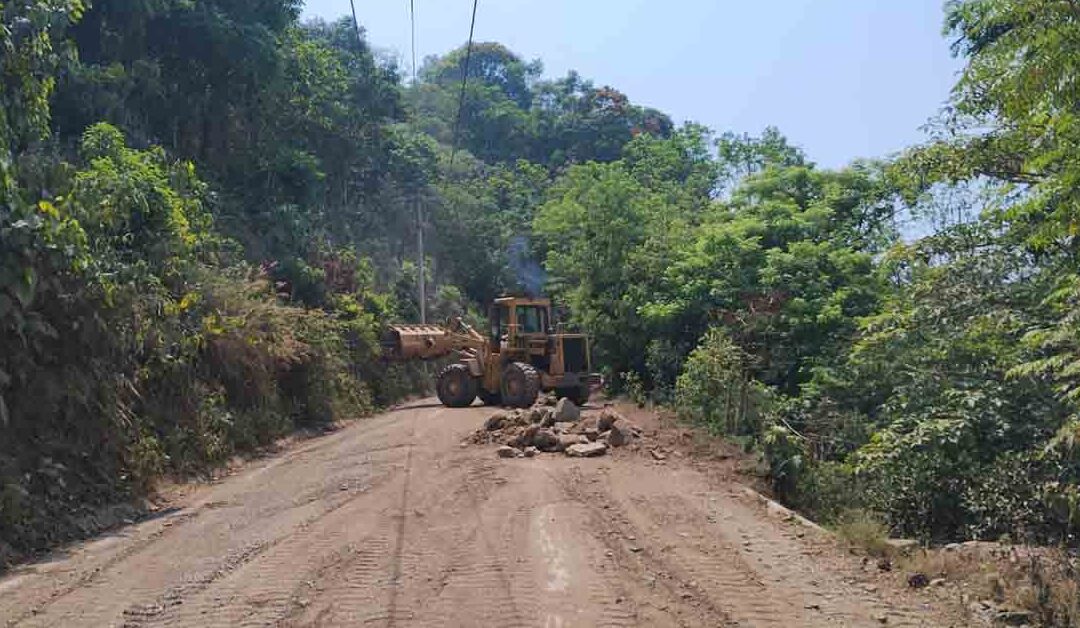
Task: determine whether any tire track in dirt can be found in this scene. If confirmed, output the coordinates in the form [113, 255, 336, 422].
[558, 468, 736, 627]
[274, 410, 534, 628]
[595, 458, 946, 627]
[530, 466, 654, 628]
[542, 500, 643, 628]
[628, 493, 807, 626]
[386, 409, 419, 627]
[125, 450, 404, 626]
[405, 456, 531, 628]
[663, 493, 936, 627]
[278, 448, 531, 627]
[115, 489, 392, 625]
[2, 510, 199, 627]
[5, 410, 418, 626]
[12, 414, 410, 627]
[286, 412, 424, 627]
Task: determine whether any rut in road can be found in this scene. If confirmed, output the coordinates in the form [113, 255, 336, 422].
[0, 401, 964, 627]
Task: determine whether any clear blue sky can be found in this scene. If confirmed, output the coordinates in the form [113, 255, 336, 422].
[301, 1, 962, 169]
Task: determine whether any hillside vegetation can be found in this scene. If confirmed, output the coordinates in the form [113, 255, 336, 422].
[1, 0, 1078, 567]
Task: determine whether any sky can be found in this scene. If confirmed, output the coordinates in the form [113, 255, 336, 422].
[301, 1, 963, 169]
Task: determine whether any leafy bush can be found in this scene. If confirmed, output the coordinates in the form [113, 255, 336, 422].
[761, 421, 806, 499]
[675, 327, 772, 438]
[620, 371, 648, 408]
[790, 460, 867, 524]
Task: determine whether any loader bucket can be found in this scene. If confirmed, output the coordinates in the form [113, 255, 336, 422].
[382, 324, 455, 361]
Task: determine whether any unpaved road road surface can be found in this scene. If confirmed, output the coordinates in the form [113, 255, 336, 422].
[1, 400, 961, 627]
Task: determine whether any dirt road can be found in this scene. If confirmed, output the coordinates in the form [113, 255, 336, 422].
[0, 401, 962, 627]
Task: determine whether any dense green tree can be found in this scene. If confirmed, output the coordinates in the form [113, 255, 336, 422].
[410, 46, 672, 168]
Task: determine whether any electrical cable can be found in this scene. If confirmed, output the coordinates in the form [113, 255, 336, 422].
[449, 0, 479, 167]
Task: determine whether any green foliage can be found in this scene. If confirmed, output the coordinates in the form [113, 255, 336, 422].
[0, 0, 82, 202]
[619, 371, 649, 408]
[789, 460, 866, 525]
[534, 158, 671, 373]
[761, 421, 807, 500]
[901, 0, 1080, 253]
[410, 46, 672, 168]
[1012, 276, 1080, 407]
[675, 328, 772, 438]
[536, 129, 895, 397]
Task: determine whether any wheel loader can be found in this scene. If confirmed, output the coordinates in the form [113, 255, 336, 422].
[382, 296, 601, 408]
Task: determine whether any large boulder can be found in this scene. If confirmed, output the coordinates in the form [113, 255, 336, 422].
[555, 434, 589, 452]
[607, 419, 637, 447]
[565, 442, 607, 458]
[497, 445, 522, 458]
[512, 424, 541, 448]
[527, 407, 550, 424]
[485, 412, 510, 431]
[552, 398, 580, 423]
[532, 428, 559, 452]
[572, 415, 600, 433]
[597, 408, 623, 432]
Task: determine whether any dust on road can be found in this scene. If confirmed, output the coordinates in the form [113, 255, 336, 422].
[0, 400, 963, 627]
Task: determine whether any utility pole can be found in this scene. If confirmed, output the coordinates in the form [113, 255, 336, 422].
[409, 0, 426, 325]
[348, 0, 362, 47]
[417, 198, 425, 324]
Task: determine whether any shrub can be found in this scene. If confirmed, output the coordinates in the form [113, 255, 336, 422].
[675, 327, 772, 437]
[833, 509, 892, 556]
[791, 459, 867, 525]
[761, 420, 806, 499]
[849, 386, 1078, 544]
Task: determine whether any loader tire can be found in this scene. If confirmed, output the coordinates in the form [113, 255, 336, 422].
[478, 389, 502, 406]
[500, 362, 540, 408]
[436, 363, 478, 408]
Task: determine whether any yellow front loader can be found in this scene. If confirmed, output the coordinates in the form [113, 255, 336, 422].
[382, 296, 600, 408]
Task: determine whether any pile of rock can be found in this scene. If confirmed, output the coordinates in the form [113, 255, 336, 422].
[476, 399, 642, 459]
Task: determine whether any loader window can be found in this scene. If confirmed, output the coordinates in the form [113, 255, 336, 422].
[491, 305, 509, 343]
[516, 306, 547, 334]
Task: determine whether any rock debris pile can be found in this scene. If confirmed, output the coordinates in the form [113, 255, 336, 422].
[469, 396, 642, 459]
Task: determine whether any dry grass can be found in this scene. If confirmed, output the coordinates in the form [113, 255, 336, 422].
[902, 544, 1079, 627]
[832, 509, 893, 557]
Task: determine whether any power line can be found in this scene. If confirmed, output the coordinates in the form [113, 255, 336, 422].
[449, 0, 479, 167]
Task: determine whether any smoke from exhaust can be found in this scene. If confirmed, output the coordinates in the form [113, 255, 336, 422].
[507, 236, 547, 297]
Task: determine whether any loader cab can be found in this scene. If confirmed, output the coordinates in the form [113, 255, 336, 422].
[489, 297, 552, 358]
